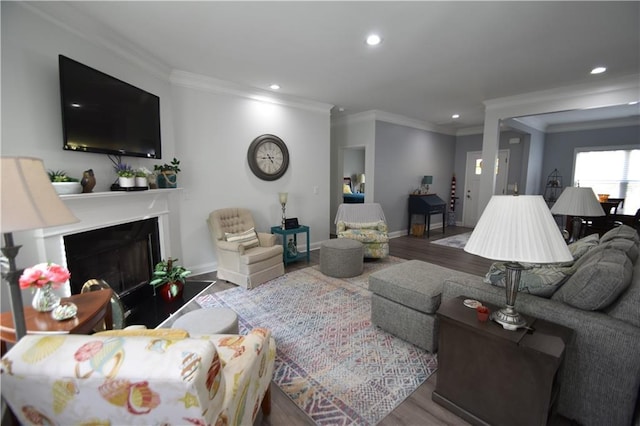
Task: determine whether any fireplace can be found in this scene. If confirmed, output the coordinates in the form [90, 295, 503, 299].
[27, 190, 178, 303]
[64, 218, 161, 308]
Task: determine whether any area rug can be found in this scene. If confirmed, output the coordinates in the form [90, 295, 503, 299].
[431, 231, 472, 249]
[195, 257, 438, 425]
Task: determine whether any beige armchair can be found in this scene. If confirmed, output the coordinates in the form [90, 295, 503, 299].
[207, 208, 284, 289]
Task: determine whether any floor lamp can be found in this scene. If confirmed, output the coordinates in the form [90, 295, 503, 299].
[1, 157, 78, 340]
[550, 187, 605, 243]
[464, 195, 572, 330]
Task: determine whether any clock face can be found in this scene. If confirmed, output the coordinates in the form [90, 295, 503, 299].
[247, 134, 289, 181]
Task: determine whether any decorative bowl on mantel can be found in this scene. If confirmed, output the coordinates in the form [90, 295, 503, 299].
[52, 182, 82, 195]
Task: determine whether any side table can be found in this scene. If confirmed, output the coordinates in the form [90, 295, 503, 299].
[433, 296, 572, 426]
[271, 225, 310, 266]
[0, 290, 113, 352]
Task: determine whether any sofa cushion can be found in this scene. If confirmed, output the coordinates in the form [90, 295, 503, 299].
[485, 262, 572, 297]
[339, 229, 389, 243]
[567, 233, 600, 261]
[605, 258, 640, 327]
[552, 248, 633, 310]
[369, 260, 476, 314]
[599, 238, 639, 263]
[600, 224, 639, 243]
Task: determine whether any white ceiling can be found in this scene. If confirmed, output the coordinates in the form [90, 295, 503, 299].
[61, 1, 640, 130]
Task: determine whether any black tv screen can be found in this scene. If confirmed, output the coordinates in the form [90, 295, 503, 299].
[59, 55, 161, 159]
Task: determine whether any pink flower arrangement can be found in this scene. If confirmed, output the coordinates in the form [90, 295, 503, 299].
[19, 263, 70, 290]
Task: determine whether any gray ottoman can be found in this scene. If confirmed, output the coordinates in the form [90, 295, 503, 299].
[369, 260, 477, 352]
[320, 238, 364, 278]
[171, 308, 239, 334]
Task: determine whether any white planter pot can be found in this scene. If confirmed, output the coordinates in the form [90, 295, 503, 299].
[51, 182, 82, 195]
[118, 176, 135, 188]
[135, 177, 148, 188]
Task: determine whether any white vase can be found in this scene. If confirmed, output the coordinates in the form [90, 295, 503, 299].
[119, 176, 135, 188]
[135, 176, 148, 188]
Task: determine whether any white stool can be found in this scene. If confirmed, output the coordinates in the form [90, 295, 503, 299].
[171, 308, 239, 334]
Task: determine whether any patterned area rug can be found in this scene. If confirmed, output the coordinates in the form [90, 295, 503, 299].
[431, 231, 472, 249]
[195, 257, 438, 425]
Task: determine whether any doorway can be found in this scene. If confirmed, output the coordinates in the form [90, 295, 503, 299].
[463, 150, 509, 227]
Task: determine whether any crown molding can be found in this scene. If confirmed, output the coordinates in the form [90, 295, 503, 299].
[331, 110, 456, 135]
[20, 2, 171, 81]
[546, 116, 640, 134]
[484, 74, 640, 114]
[372, 110, 456, 135]
[455, 126, 485, 136]
[170, 70, 333, 114]
[330, 110, 377, 127]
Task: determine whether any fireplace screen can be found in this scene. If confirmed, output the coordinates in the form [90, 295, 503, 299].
[64, 218, 160, 297]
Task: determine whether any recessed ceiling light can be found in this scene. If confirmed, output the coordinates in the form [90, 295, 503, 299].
[452, 114, 460, 119]
[366, 34, 382, 46]
[590, 66, 606, 75]
[70, 103, 81, 108]
[269, 84, 280, 90]
[629, 101, 639, 105]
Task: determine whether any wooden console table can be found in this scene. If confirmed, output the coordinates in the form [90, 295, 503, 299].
[0, 290, 113, 346]
[433, 296, 572, 426]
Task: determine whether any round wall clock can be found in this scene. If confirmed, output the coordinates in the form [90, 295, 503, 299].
[247, 134, 290, 181]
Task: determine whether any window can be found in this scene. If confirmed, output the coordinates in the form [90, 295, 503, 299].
[574, 147, 640, 214]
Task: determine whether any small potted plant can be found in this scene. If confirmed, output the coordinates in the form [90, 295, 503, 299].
[48, 170, 82, 195]
[154, 157, 181, 188]
[134, 167, 151, 188]
[149, 258, 191, 302]
[114, 163, 135, 188]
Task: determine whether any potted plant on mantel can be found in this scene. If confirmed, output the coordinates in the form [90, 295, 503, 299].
[114, 163, 135, 188]
[154, 157, 181, 188]
[149, 258, 191, 302]
[48, 170, 82, 195]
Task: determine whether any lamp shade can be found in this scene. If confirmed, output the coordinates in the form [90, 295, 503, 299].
[1, 157, 78, 233]
[422, 175, 433, 185]
[278, 192, 288, 204]
[465, 195, 572, 263]
[550, 187, 605, 217]
[358, 174, 365, 184]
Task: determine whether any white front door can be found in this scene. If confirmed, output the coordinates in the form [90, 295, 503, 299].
[463, 150, 510, 227]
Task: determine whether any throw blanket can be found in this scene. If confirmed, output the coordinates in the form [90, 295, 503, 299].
[335, 203, 386, 224]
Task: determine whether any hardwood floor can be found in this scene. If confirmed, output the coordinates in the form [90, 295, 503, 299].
[192, 226, 490, 425]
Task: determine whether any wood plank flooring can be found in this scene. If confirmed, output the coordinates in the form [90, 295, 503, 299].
[191, 226, 490, 425]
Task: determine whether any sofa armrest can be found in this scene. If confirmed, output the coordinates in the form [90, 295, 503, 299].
[257, 232, 277, 247]
[442, 276, 640, 426]
[1, 334, 225, 424]
[198, 328, 276, 424]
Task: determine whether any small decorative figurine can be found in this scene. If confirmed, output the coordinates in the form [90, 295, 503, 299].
[81, 169, 96, 193]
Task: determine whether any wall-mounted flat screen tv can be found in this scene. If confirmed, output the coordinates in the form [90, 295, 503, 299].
[59, 55, 162, 159]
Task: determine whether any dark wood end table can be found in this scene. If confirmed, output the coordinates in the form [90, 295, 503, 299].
[433, 296, 572, 426]
[0, 290, 113, 347]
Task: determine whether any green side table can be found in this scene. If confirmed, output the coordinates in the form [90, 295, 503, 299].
[270, 225, 310, 266]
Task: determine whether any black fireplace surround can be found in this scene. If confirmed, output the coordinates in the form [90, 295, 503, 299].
[64, 218, 161, 312]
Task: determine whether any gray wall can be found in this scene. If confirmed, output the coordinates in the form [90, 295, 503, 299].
[374, 121, 456, 233]
[541, 125, 640, 190]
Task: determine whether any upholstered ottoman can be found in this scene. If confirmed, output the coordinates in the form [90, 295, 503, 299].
[320, 238, 364, 278]
[171, 307, 239, 334]
[369, 260, 478, 352]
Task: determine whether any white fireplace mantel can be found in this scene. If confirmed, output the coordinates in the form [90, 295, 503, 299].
[25, 189, 182, 297]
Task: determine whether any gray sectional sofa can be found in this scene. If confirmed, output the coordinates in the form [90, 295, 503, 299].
[441, 224, 640, 426]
